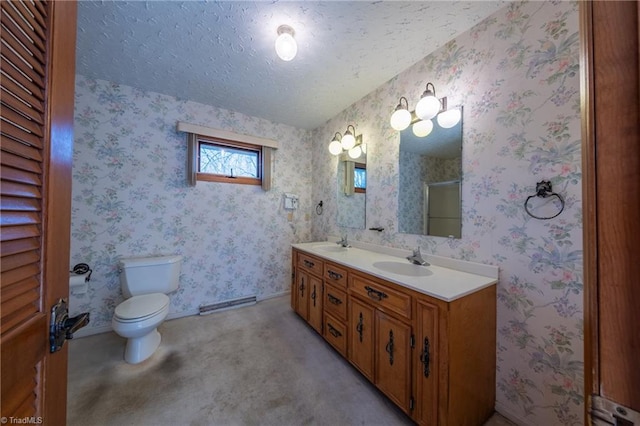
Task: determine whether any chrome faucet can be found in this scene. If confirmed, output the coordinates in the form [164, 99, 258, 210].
[336, 234, 350, 248]
[406, 247, 429, 266]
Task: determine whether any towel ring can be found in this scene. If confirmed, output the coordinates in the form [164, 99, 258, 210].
[524, 181, 565, 220]
[315, 200, 323, 215]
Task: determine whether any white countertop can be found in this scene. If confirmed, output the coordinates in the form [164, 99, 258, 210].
[292, 241, 498, 302]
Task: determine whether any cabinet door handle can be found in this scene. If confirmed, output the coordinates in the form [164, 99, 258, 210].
[327, 323, 342, 338]
[385, 329, 394, 366]
[311, 284, 317, 307]
[327, 293, 342, 305]
[327, 270, 343, 280]
[356, 312, 364, 342]
[300, 278, 305, 297]
[365, 285, 388, 301]
[303, 260, 315, 268]
[419, 337, 431, 377]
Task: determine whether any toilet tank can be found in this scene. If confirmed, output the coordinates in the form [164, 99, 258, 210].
[119, 255, 182, 298]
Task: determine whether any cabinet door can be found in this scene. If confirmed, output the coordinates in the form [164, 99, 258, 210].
[295, 269, 309, 320]
[307, 275, 323, 333]
[348, 297, 375, 381]
[375, 311, 412, 413]
[414, 300, 439, 425]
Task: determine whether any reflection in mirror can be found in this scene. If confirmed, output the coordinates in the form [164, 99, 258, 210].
[398, 107, 462, 238]
[337, 151, 366, 229]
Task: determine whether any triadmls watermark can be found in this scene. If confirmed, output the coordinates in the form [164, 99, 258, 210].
[0, 417, 44, 424]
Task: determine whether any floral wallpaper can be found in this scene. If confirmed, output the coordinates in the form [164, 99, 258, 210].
[70, 76, 313, 329]
[311, 2, 583, 425]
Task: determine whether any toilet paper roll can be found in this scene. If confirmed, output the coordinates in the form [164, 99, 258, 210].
[69, 272, 89, 287]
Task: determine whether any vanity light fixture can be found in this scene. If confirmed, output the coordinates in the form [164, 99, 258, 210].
[390, 82, 461, 133]
[275, 25, 297, 61]
[328, 125, 365, 159]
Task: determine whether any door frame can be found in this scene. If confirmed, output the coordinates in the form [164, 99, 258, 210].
[581, 0, 640, 422]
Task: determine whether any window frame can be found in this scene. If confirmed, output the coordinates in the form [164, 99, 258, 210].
[196, 136, 262, 186]
[354, 162, 366, 193]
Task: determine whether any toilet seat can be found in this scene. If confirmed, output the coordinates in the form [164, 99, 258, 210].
[114, 293, 169, 322]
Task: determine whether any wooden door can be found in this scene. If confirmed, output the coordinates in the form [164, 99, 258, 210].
[307, 274, 323, 333]
[581, 1, 640, 423]
[375, 311, 412, 413]
[348, 296, 375, 381]
[1, 0, 77, 424]
[294, 269, 309, 321]
[413, 300, 438, 425]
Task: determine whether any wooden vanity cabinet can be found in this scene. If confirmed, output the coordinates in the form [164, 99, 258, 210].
[413, 299, 439, 425]
[291, 248, 496, 425]
[375, 310, 413, 412]
[292, 251, 324, 333]
[347, 296, 375, 381]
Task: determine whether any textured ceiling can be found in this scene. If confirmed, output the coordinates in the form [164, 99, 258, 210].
[76, 1, 506, 130]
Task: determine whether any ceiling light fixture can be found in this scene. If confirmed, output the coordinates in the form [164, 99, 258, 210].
[328, 125, 365, 159]
[390, 82, 461, 134]
[275, 25, 297, 61]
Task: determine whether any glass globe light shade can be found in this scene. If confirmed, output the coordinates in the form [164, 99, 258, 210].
[412, 119, 433, 138]
[348, 145, 362, 159]
[341, 133, 356, 150]
[436, 108, 462, 129]
[328, 140, 343, 155]
[361, 143, 367, 154]
[415, 94, 440, 121]
[390, 108, 411, 131]
[275, 29, 297, 61]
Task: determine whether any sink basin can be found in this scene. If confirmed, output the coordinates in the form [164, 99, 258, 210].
[372, 261, 432, 277]
[313, 245, 349, 253]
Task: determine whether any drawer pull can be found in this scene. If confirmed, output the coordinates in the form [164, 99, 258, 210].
[364, 285, 388, 301]
[356, 312, 364, 342]
[327, 294, 343, 305]
[327, 270, 343, 280]
[303, 259, 315, 268]
[420, 337, 431, 377]
[385, 329, 394, 365]
[327, 323, 342, 338]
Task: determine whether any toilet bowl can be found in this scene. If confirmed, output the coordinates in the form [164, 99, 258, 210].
[112, 293, 170, 364]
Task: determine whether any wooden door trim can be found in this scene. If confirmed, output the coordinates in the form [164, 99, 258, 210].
[579, 0, 598, 407]
[42, 1, 77, 423]
[582, 0, 640, 420]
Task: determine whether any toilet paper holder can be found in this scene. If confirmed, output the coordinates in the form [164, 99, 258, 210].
[71, 263, 92, 282]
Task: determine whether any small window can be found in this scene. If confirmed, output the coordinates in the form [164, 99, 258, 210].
[354, 163, 366, 193]
[196, 138, 261, 185]
[179, 122, 276, 189]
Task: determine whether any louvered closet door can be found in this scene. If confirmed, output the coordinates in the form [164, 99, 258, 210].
[1, 0, 77, 423]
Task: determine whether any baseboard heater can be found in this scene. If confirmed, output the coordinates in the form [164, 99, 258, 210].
[198, 295, 257, 315]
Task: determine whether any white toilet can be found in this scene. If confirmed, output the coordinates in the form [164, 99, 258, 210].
[112, 254, 182, 364]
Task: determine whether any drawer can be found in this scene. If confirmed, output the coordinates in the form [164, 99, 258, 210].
[349, 274, 412, 320]
[324, 283, 347, 321]
[324, 313, 347, 357]
[297, 252, 323, 277]
[324, 262, 348, 288]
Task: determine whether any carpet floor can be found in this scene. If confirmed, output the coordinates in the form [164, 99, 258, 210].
[67, 295, 514, 426]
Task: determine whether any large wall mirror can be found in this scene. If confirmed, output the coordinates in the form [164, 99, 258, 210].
[337, 151, 366, 229]
[398, 107, 462, 238]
